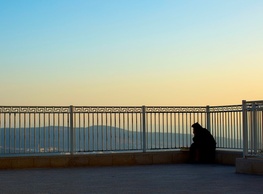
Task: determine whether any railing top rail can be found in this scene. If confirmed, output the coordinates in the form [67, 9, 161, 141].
[243, 101, 263, 111]
[146, 106, 206, 113]
[245, 100, 263, 104]
[209, 105, 243, 112]
[0, 106, 70, 113]
[0, 105, 245, 113]
[73, 106, 142, 113]
[1, 103, 259, 113]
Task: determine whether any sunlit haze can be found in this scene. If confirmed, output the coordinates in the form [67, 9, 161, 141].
[1, 0, 262, 106]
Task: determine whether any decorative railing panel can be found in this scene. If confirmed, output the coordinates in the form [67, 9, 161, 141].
[243, 100, 263, 157]
[0, 103, 248, 156]
[0, 107, 71, 155]
[210, 105, 243, 149]
[72, 106, 143, 152]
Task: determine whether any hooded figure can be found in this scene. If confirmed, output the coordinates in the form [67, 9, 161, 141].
[190, 122, 216, 163]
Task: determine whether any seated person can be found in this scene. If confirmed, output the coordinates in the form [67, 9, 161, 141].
[190, 122, 216, 163]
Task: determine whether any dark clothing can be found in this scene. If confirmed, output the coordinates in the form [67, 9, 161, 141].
[190, 123, 216, 163]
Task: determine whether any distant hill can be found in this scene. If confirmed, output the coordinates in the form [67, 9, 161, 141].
[0, 126, 241, 153]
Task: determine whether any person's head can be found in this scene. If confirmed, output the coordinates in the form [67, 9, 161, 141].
[191, 122, 203, 134]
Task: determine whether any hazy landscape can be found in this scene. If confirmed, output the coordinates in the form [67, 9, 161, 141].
[0, 125, 242, 154]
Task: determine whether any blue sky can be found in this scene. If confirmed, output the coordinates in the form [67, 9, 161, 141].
[0, 0, 263, 106]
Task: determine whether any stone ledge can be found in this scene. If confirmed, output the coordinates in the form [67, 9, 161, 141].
[216, 150, 242, 165]
[0, 150, 242, 169]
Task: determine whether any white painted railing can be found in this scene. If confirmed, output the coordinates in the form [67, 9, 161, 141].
[242, 100, 263, 157]
[0, 104, 244, 156]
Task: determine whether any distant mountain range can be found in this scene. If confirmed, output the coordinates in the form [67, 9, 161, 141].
[0, 125, 242, 154]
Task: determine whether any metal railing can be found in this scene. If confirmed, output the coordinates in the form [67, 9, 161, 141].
[242, 100, 263, 157]
[0, 104, 244, 156]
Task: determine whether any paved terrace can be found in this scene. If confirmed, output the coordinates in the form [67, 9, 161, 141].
[0, 164, 262, 194]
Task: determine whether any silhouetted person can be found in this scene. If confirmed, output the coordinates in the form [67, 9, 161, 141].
[190, 122, 216, 163]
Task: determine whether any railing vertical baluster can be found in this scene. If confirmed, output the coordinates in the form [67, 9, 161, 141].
[123, 113, 125, 150]
[174, 112, 176, 148]
[75, 111, 77, 151]
[33, 113, 36, 153]
[170, 113, 172, 148]
[83, 113, 86, 152]
[79, 112, 81, 152]
[252, 102, 257, 154]
[223, 113, 226, 148]
[227, 112, 229, 148]
[109, 113, 112, 151]
[238, 112, 241, 149]
[261, 111, 263, 151]
[101, 112, 104, 151]
[160, 113, 162, 149]
[131, 113, 133, 150]
[53, 113, 55, 153]
[9, 113, 11, 153]
[189, 113, 192, 147]
[142, 105, 146, 152]
[118, 112, 121, 150]
[206, 105, 210, 132]
[166, 112, 169, 148]
[62, 113, 65, 152]
[58, 112, 60, 152]
[127, 113, 129, 150]
[162, 112, 164, 148]
[96, 113, 99, 151]
[114, 112, 116, 150]
[233, 112, 236, 148]
[24, 113, 26, 153]
[181, 113, 185, 147]
[219, 112, 224, 147]
[39, 112, 41, 153]
[105, 113, 107, 151]
[48, 113, 50, 152]
[261, 110, 263, 150]
[4, 113, 6, 154]
[92, 112, 95, 150]
[14, 113, 16, 153]
[154, 113, 156, 149]
[87, 112, 90, 151]
[70, 105, 74, 155]
[184, 113, 187, 148]
[177, 113, 180, 147]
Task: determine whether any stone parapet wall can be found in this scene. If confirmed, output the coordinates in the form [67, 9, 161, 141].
[0, 150, 242, 169]
[236, 158, 263, 175]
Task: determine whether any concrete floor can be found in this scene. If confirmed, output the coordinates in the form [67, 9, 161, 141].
[0, 164, 262, 194]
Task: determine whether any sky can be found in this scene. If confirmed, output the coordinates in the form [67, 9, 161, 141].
[0, 0, 262, 106]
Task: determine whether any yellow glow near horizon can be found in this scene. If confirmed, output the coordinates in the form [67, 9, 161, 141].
[0, 1, 262, 106]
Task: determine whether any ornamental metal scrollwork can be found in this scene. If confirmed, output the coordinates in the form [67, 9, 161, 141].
[146, 106, 206, 113]
[0, 104, 248, 114]
[245, 101, 263, 111]
[74, 106, 141, 113]
[0, 106, 69, 113]
[210, 105, 242, 112]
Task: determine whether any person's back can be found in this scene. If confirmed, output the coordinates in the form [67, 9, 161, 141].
[200, 127, 216, 163]
[190, 122, 216, 163]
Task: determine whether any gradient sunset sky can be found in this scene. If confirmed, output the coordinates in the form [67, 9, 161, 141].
[1, 0, 262, 106]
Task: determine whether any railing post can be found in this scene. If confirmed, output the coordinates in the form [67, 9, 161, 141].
[70, 105, 74, 155]
[206, 105, 211, 132]
[252, 102, 258, 155]
[142, 105, 146, 153]
[242, 100, 248, 158]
